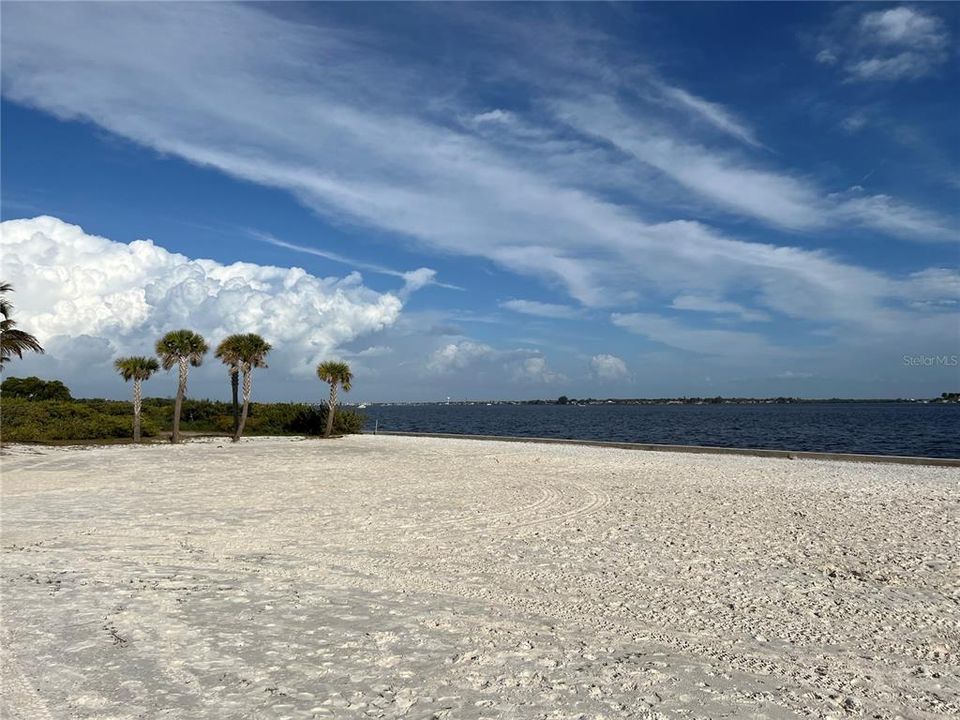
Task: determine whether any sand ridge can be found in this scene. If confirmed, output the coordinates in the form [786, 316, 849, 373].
[1, 435, 958, 718]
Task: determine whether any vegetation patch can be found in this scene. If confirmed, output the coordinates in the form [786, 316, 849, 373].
[1, 383, 364, 443]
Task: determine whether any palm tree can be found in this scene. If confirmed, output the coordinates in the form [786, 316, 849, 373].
[155, 329, 208, 444]
[316, 360, 352, 438]
[114, 356, 160, 442]
[0, 282, 44, 369]
[232, 333, 271, 442]
[215, 335, 244, 436]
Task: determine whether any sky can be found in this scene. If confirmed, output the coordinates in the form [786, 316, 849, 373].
[1, 2, 958, 402]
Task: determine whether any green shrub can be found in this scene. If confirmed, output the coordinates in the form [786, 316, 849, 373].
[329, 408, 364, 435]
[1, 376, 72, 401]
[1, 398, 130, 441]
[0, 396, 364, 443]
[213, 415, 236, 433]
[268, 405, 364, 435]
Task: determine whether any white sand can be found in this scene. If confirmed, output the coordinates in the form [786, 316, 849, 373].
[1, 435, 957, 719]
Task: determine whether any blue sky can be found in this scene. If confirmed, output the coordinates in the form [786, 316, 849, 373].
[1, 2, 958, 401]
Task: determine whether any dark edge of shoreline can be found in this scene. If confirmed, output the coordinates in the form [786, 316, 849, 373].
[366, 430, 960, 468]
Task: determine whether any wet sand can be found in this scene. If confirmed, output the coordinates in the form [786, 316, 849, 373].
[1, 435, 958, 718]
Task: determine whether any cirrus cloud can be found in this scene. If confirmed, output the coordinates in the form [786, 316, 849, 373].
[499, 299, 583, 319]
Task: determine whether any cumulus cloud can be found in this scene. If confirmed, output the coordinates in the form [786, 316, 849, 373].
[427, 341, 496, 373]
[514, 356, 565, 384]
[590, 354, 629, 381]
[817, 6, 950, 83]
[427, 340, 564, 384]
[0, 216, 407, 393]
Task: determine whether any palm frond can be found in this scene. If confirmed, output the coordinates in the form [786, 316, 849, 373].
[0, 329, 45, 365]
[240, 333, 272, 368]
[156, 329, 209, 369]
[316, 360, 353, 392]
[0, 282, 13, 321]
[215, 334, 245, 369]
[114, 356, 160, 382]
[0, 282, 44, 366]
[217, 333, 272, 368]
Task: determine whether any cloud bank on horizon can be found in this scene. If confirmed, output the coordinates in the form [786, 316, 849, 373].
[1, 2, 957, 400]
[0, 216, 407, 398]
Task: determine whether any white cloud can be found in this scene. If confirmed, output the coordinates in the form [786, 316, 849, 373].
[847, 53, 936, 82]
[514, 356, 565, 384]
[472, 109, 514, 125]
[499, 299, 582, 319]
[590, 354, 628, 380]
[611, 313, 779, 359]
[655, 84, 762, 148]
[0, 1, 954, 370]
[251, 230, 458, 293]
[816, 49, 838, 65]
[427, 340, 564, 384]
[556, 95, 953, 240]
[776, 370, 814, 380]
[818, 6, 950, 83]
[900, 268, 960, 309]
[0, 216, 405, 388]
[555, 95, 822, 231]
[670, 294, 770, 323]
[860, 7, 947, 49]
[427, 341, 495, 373]
[840, 112, 868, 134]
[398, 268, 441, 297]
[833, 192, 957, 243]
[351, 345, 394, 358]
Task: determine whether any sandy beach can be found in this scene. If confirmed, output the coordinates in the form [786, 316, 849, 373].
[1, 435, 957, 719]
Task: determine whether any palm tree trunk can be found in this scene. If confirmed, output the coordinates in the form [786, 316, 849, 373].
[230, 368, 240, 436]
[133, 378, 142, 443]
[172, 357, 187, 444]
[234, 367, 252, 442]
[323, 382, 338, 438]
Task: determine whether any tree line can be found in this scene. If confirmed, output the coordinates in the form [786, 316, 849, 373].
[118, 330, 353, 443]
[1, 388, 365, 442]
[0, 282, 355, 444]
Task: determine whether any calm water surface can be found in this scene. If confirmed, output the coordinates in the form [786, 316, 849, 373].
[361, 403, 960, 458]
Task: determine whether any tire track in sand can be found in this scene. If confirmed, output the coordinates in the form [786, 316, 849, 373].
[0, 631, 54, 720]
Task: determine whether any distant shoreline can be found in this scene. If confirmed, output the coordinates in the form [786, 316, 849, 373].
[362, 396, 958, 407]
